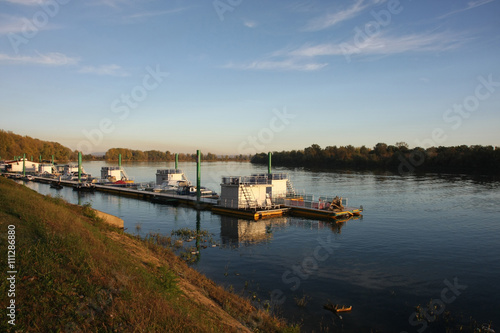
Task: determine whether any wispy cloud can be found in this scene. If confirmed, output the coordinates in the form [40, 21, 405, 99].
[78, 64, 129, 76]
[92, 0, 127, 9]
[4, 0, 50, 5]
[0, 14, 57, 35]
[0, 52, 79, 66]
[303, 0, 369, 31]
[224, 58, 328, 71]
[437, 0, 495, 19]
[243, 19, 257, 28]
[290, 31, 465, 58]
[226, 30, 465, 71]
[125, 7, 190, 19]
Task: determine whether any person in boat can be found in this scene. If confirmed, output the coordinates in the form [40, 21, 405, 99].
[329, 196, 344, 211]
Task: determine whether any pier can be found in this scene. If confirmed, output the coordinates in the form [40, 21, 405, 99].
[2, 152, 362, 221]
[5, 173, 362, 221]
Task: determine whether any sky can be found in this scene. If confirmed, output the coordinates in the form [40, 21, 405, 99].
[1, 0, 499, 155]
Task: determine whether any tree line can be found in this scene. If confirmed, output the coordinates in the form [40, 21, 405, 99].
[0, 130, 252, 163]
[104, 148, 251, 162]
[0, 130, 81, 162]
[251, 143, 500, 175]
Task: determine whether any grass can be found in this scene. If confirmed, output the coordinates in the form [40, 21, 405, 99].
[0, 177, 298, 332]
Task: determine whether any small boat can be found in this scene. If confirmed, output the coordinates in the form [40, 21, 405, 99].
[50, 182, 64, 189]
[323, 302, 352, 313]
[73, 182, 96, 192]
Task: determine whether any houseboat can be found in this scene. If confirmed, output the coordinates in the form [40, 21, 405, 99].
[99, 166, 134, 186]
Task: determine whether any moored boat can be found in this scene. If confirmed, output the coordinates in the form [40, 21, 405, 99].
[50, 181, 64, 189]
[73, 182, 96, 191]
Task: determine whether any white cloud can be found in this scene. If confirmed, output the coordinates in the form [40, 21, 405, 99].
[243, 19, 257, 28]
[289, 31, 465, 58]
[224, 59, 328, 71]
[438, 0, 495, 19]
[0, 52, 79, 66]
[4, 0, 49, 5]
[0, 14, 56, 35]
[226, 30, 465, 71]
[125, 7, 190, 19]
[78, 64, 129, 76]
[303, 0, 369, 31]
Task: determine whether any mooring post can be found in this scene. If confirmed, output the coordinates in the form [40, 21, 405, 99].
[78, 151, 82, 183]
[175, 153, 179, 170]
[119, 154, 122, 167]
[196, 150, 201, 204]
[268, 152, 272, 175]
[195, 210, 201, 262]
[23, 154, 26, 177]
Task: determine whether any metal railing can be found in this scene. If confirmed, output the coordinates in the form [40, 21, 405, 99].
[156, 169, 183, 175]
[282, 195, 348, 210]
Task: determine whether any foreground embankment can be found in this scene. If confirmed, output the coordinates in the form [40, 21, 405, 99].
[0, 177, 296, 332]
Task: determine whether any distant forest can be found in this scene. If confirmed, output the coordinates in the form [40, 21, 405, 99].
[0, 130, 251, 162]
[2, 130, 498, 174]
[0, 130, 81, 162]
[104, 148, 251, 162]
[251, 143, 500, 175]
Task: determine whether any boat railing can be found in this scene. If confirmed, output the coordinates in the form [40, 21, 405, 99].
[221, 175, 269, 185]
[102, 166, 123, 171]
[219, 198, 275, 210]
[251, 173, 289, 180]
[283, 196, 348, 210]
[156, 169, 183, 175]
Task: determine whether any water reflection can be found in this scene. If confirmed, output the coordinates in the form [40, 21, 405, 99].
[220, 216, 293, 246]
[220, 216, 357, 247]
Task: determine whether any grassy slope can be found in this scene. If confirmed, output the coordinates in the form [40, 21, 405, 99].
[0, 177, 296, 332]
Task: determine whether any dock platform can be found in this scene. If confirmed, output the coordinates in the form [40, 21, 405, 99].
[5, 173, 363, 222]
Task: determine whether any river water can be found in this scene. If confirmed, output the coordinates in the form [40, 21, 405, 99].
[21, 161, 500, 332]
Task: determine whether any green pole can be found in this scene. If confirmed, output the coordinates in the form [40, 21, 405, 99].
[39, 155, 42, 163]
[175, 153, 178, 170]
[78, 152, 82, 183]
[31, 155, 33, 161]
[196, 150, 201, 203]
[268, 152, 272, 175]
[23, 154, 26, 176]
[119, 154, 122, 167]
[52, 155, 54, 164]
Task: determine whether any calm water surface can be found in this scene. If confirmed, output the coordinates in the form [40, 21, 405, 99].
[22, 161, 500, 332]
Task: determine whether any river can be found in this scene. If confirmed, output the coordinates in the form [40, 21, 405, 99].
[20, 161, 500, 332]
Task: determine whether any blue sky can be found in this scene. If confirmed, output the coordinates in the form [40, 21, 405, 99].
[1, 0, 499, 155]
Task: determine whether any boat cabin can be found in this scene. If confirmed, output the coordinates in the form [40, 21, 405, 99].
[219, 173, 292, 210]
[156, 169, 190, 186]
[5, 158, 39, 173]
[101, 166, 129, 182]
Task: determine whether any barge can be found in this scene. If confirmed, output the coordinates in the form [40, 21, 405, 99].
[284, 195, 363, 220]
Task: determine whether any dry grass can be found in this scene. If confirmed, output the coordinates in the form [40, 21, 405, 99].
[0, 177, 298, 332]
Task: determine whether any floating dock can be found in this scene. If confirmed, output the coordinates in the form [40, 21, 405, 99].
[4, 172, 363, 222]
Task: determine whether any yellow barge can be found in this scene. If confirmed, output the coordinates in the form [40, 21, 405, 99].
[212, 206, 290, 220]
